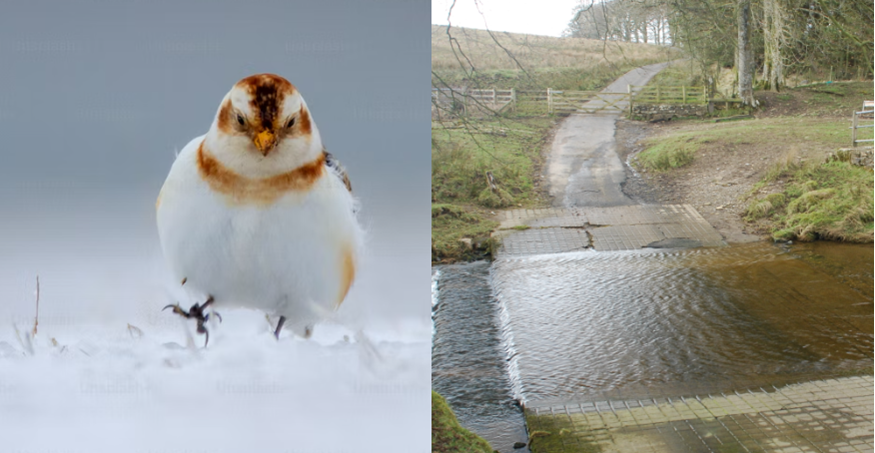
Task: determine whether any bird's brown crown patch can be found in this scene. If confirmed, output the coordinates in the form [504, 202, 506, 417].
[236, 74, 296, 130]
[196, 141, 325, 206]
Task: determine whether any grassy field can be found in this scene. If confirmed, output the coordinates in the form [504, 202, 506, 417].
[432, 26, 672, 262]
[636, 116, 857, 172]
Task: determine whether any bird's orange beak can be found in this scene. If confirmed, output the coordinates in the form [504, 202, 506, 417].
[253, 130, 277, 156]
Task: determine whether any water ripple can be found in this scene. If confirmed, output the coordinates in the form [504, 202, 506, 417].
[491, 242, 873, 404]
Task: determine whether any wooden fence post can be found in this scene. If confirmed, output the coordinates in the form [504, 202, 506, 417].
[491, 88, 496, 108]
[852, 112, 858, 147]
[627, 84, 633, 115]
[548, 88, 553, 114]
[682, 86, 686, 104]
[511, 88, 516, 112]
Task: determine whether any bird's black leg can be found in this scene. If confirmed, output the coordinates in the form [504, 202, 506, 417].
[274, 316, 286, 339]
[163, 296, 220, 347]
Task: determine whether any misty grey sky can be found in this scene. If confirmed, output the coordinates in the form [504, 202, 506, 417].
[432, 0, 581, 36]
[0, 0, 431, 323]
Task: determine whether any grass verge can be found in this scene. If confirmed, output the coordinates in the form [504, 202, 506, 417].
[432, 391, 493, 453]
[432, 116, 554, 262]
[745, 160, 874, 242]
[432, 204, 499, 263]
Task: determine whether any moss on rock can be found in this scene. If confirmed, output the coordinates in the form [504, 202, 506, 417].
[432, 391, 494, 453]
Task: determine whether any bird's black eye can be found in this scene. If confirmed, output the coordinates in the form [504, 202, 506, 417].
[236, 114, 245, 126]
[286, 117, 296, 128]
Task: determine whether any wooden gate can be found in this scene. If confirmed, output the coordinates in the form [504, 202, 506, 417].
[548, 89, 631, 114]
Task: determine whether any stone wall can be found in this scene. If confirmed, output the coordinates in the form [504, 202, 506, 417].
[631, 103, 707, 122]
[851, 148, 875, 168]
[826, 148, 874, 168]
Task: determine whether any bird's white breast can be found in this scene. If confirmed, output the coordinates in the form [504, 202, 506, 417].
[156, 137, 361, 335]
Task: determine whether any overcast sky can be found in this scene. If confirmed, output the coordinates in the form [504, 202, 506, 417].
[432, 0, 583, 37]
[0, 0, 431, 330]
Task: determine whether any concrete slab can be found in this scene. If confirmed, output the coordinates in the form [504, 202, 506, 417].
[496, 205, 725, 257]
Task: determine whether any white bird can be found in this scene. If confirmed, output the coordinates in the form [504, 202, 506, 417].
[156, 73, 361, 345]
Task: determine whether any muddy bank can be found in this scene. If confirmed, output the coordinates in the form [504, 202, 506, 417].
[616, 118, 763, 243]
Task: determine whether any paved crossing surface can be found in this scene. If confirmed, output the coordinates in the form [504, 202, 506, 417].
[527, 376, 873, 453]
[495, 205, 724, 256]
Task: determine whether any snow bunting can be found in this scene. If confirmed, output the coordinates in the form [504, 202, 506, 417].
[156, 73, 361, 345]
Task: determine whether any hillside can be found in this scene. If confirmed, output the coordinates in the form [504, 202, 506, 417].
[433, 25, 672, 71]
[432, 25, 678, 90]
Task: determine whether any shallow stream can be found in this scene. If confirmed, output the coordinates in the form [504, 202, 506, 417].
[432, 242, 873, 451]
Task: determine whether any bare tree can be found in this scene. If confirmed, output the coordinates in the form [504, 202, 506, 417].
[761, 0, 786, 90]
[736, 0, 758, 105]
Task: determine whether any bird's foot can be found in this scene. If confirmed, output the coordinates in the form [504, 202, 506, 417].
[274, 315, 286, 340]
[269, 316, 313, 340]
[163, 296, 221, 347]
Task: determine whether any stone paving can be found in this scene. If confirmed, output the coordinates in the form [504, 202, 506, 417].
[527, 376, 874, 453]
[495, 205, 725, 256]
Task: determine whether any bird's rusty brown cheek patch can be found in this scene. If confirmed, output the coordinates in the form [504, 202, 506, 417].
[196, 141, 325, 206]
[217, 99, 235, 134]
[298, 105, 312, 137]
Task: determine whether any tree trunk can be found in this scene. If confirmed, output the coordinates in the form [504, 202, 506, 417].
[761, 0, 784, 91]
[736, 0, 758, 106]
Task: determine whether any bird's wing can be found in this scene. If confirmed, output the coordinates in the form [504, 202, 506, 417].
[323, 150, 352, 192]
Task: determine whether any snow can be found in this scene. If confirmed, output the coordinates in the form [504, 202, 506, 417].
[0, 242, 431, 452]
[0, 314, 430, 452]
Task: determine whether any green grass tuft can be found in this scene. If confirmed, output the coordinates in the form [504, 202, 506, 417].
[637, 135, 698, 171]
[746, 162, 874, 242]
[745, 199, 774, 220]
[477, 186, 515, 208]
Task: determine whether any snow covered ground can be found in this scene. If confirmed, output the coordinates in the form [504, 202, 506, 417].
[0, 235, 431, 452]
